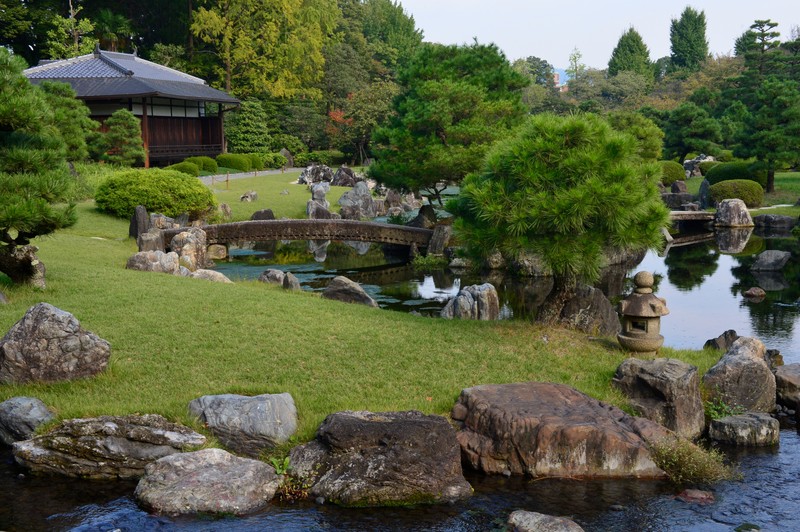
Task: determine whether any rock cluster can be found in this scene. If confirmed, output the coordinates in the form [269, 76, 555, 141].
[298, 164, 333, 185]
[258, 268, 301, 290]
[338, 181, 378, 220]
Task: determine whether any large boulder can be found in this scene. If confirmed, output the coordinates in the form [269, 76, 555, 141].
[322, 276, 378, 307]
[250, 209, 276, 221]
[338, 181, 377, 220]
[508, 510, 585, 532]
[714, 199, 754, 227]
[612, 358, 705, 440]
[298, 164, 333, 185]
[0, 397, 55, 445]
[331, 165, 358, 187]
[0, 303, 111, 384]
[560, 284, 619, 336]
[129, 205, 150, 239]
[441, 283, 500, 320]
[703, 329, 739, 351]
[126, 250, 181, 274]
[775, 364, 800, 410]
[406, 204, 437, 229]
[751, 250, 792, 272]
[135, 448, 279, 516]
[703, 337, 775, 413]
[170, 227, 208, 272]
[708, 413, 779, 446]
[661, 193, 694, 209]
[289, 410, 472, 507]
[451, 382, 670, 478]
[12, 414, 206, 479]
[188, 393, 298, 458]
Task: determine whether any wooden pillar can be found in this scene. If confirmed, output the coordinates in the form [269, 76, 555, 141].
[141, 97, 150, 168]
[219, 104, 227, 154]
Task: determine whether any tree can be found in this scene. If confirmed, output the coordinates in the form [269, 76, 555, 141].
[449, 113, 668, 320]
[566, 47, 587, 99]
[662, 102, 722, 162]
[369, 42, 527, 204]
[101, 109, 145, 166]
[92, 8, 132, 52]
[225, 98, 272, 154]
[607, 111, 664, 162]
[734, 78, 800, 193]
[0, 48, 77, 285]
[669, 7, 709, 72]
[39, 81, 99, 161]
[361, 0, 423, 74]
[512, 56, 557, 89]
[44, 0, 97, 59]
[607, 28, 652, 79]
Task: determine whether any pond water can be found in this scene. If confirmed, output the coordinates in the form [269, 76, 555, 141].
[2, 234, 800, 531]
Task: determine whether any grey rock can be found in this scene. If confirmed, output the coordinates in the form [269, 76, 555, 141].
[698, 179, 711, 209]
[511, 252, 553, 277]
[751, 250, 791, 272]
[560, 284, 620, 336]
[338, 181, 377, 220]
[386, 206, 405, 218]
[126, 250, 181, 274]
[708, 413, 779, 446]
[714, 199, 754, 227]
[483, 250, 506, 270]
[12, 414, 206, 479]
[279, 148, 293, 168]
[258, 269, 286, 285]
[207, 244, 227, 260]
[306, 200, 339, 220]
[219, 203, 232, 220]
[298, 164, 333, 185]
[613, 358, 704, 439]
[406, 204, 437, 229]
[322, 276, 378, 307]
[441, 283, 500, 320]
[508, 510, 585, 532]
[428, 225, 452, 256]
[775, 364, 800, 410]
[137, 229, 164, 253]
[189, 269, 232, 283]
[448, 257, 471, 269]
[671, 180, 688, 193]
[0, 303, 110, 384]
[129, 205, 150, 239]
[282, 271, 301, 290]
[661, 193, 694, 209]
[331, 165, 358, 187]
[753, 214, 797, 231]
[149, 213, 180, 230]
[135, 448, 279, 516]
[384, 189, 403, 210]
[240, 190, 258, 202]
[0, 397, 55, 445]
[703, 337, 775, 413]
[289, 410, 472, 507]
[308, 239, 330, 262]
[703, 329, 739, 351]
[250, 209, 275, 221]
[188, 393, 297, 458]
[171, 227, 208, 272]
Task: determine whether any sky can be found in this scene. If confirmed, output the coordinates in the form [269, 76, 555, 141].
[398, 1, 799, 70]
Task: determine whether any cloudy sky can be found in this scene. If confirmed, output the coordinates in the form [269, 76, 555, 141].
[398, 1, 798, 69]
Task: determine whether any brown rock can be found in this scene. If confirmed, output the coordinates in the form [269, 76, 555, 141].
[703, 337, 775, 412]
[321, 276, 378, 307]
[743, 287, 766, 300]
[775, 364, 800, 410]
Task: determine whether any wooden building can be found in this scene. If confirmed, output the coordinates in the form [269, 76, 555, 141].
[24, 47, 239, 167]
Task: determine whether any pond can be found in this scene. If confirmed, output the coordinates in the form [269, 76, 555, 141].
[2, 234, 799, 531]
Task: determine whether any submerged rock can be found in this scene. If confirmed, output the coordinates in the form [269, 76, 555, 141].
[508, 510, 585, 531]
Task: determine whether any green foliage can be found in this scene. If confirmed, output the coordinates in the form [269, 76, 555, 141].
[225, 99, 272, 154]
[184, 156, 218, 173]
[709, 179, 764, 208]
[269, 456, 291, 475]
[607, 111, 663, 162]
[411, 254, 448, 271]
[270, 133, 307, 154]
[94, 168, 217, 219]
[607, 27, 652, 79]
[649, 437, 739, 485]
[663, 102, 722, 162]
[245, 153, 265, 171]
[661, 160, 686, 185]
[704, 396, 745, 420]
[101, 109, 146, 167]
[294, 150, 347, 167]
[698, 161, 720, 175]
[669, 7, 709, 72]
[43, 5, 98, 59]
[216, 153, 252, 173]
[259, 153, 289, 169]
[165, 161, 200, 177]
[706, 162, 766, 187]
[39, 81, 99, 162]
[451, 113, 669, 286]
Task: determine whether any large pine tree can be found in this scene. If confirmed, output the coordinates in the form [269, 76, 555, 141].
[670, 7, 709, 72]
[607, 28, 652, 79]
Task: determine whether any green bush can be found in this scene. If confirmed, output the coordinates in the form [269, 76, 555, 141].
[706, 161, 766, 188]
[698, 160, 719, 176]
[216, 153, 252, 172]
[244, 153, 265, 171]
[715, 149, 735, 162]
[709, 179, 764, 208]
[95, 168, 217, 219]
[184, 156, 218, 173]
[270, 133, 307, 154]
[165, 161, 200, 177]
[259, 152, 289, 169]
[649, 437, 739, 485]
[294, 150, 347, 167]
[661, 160, 686, 186]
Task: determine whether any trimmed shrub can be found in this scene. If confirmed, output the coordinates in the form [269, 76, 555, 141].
[216, 153, 252, 172]
[270, 133, 307, 154]
[294, 150, 347, 167]
[165, 161, 200, 177]
[95, 168, 217, 219]
[715, 149, 735, 162]
[709, 179, 764, 208]
[259, 152, 288, 169]
[698, 160, 719, 176]
[184, 156, 218, 173]
[706, 161, 766, 188]
[661, 160, 686, 186]
[245, 153, 265, 171]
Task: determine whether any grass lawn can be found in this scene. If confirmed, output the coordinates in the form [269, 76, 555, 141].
[0, 175, 723, 450]
[684, 171, 800, 218]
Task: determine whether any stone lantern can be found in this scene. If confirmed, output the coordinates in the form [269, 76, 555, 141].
[617, 271, 669, 356]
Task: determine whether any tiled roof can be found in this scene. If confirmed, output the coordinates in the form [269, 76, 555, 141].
[23, 49, 238, 104]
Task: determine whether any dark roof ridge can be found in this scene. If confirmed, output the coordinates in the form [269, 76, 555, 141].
[97, 51, 133, 76]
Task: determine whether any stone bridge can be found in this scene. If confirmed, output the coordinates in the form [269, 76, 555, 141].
[162, 219, 435, 251]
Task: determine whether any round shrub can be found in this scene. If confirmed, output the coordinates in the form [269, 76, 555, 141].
[706, 161, 766, 188]
[270, 133, 306, 154]
[95, 168, 217, 219]
[215, 153, 252, 172]
[698, 160, 719, 176]
[184, 156, 218, 173]
[165, 161, 200, 177]
[660, 160, 686, 186]
[715, 149, 735, 162]
[709, 179, 764, 208]
[259, 152, 288, 169]
[245, 153, 264, 171]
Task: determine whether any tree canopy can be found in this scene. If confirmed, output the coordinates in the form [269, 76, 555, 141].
[669, 7, 709, 72]
[608, 28, 652, 79]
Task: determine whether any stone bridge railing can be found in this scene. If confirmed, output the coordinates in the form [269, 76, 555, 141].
[162, 219, 434, 250]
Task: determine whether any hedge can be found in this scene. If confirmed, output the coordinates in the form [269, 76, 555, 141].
[216, 153, 252, 172]
[165, 161, 200, 177]
[184, 156, 218, 173]
[95, 168, 217, 219]
[245, 153, 265, 171]
[660, 160, 686, 186]
[259, 152, 289, 169]
[294, 150, 347, 167]
[706, 161, 766, 188]
[698, 161, 719, 176]
[709, 179, 764, 208]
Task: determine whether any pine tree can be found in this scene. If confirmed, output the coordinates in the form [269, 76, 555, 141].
[225, 98, 272, 154]
[103, 109, 145, 166]
[39, 81, 99, 162]
[607, 28, 652, 79]
[670, 7, 709, 72]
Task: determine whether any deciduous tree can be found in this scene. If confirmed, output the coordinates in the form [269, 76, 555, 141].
[669, 7, 709, 72]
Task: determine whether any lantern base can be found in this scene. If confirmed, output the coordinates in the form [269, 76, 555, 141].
[617, 333, 664, 356]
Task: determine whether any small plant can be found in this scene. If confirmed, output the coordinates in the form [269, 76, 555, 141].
[269, 455, 291, 475]
[386, 211, 409, 225]
[705, 396, 745, 420]
[412, 254, 448, 271]
[275, 475, 311, 503]
[649, 437, 740, 485]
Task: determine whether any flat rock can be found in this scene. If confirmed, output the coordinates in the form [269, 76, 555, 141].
[703, 337, 776, 413]
[752, 214, 796, 230]
[508, 510, 585, 532]
[775, 364, 800, 410]
[12, 414, 206, 479]
[322, 276, 378, 307]
[188, 393, 297, 458]
[188, 269, 232, 283]
[750, 250, 791, 272]
[708, 413, 779, 446]
[0, 303, 111, 384]
[135, 448, 279, 516]
[0, 397, 55, 445]
[451, 382, 669, 478]
[290, 410, 472, 507]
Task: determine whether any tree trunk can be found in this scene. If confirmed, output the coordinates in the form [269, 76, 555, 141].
[536, 278, 577, 325]
[766, 161, 775, 194]
[0, 245, 46, 289]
